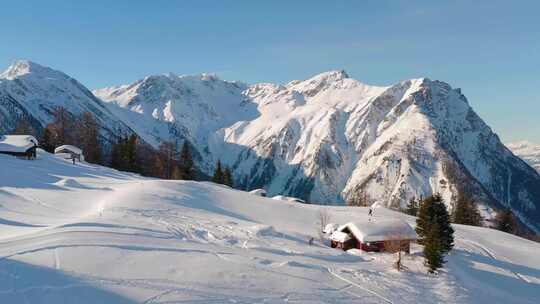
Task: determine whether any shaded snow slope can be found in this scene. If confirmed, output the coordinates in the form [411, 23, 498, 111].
[508, 141, 540, 173]
[0, 151, 539, 303]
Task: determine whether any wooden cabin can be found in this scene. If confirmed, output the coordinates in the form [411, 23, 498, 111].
[330, 219, 417, 253]
[54, 145, 84, 162]
[0, 135, 38, 159]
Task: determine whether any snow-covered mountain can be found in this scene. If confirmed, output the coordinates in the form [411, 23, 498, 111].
[95, 70, 540, 233]
[1, 60, 539, 232]
[94, 73, 255, 167]
[507, 141, 540, 173]
[0, 60, 132, 140]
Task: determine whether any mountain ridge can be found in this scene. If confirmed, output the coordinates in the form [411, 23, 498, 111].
[1, 60, 539, 233]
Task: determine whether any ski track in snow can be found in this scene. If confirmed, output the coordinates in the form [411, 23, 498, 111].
[458, 239, 531, 284]
[327, 267, 393, 303]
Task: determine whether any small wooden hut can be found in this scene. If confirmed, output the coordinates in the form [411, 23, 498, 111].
[0, 135, 38, 159]
[330, 218, 417, 253]
[54, 145, 84, 162]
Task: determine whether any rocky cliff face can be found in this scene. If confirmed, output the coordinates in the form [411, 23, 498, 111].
[2, 60, 538, 232]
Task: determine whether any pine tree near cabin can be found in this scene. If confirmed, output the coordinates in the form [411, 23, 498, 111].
[423, 217, 444, 273]
[212, 160, 224, 184]
[40, 127, 56, 153]
[416, 194, 454, 272]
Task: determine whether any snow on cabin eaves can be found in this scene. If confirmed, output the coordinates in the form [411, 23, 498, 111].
[337, 219, 418, 243]
[0, 135, 38, 153]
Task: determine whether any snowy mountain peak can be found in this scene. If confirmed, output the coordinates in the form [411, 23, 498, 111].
[0, 60, 132, 139]
[312, 69, 350, 81]
[0, 60, 52, 80]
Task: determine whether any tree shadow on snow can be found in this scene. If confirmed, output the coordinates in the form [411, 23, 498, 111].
[0, 259, 135, 303]
[449, 249, 539, 303]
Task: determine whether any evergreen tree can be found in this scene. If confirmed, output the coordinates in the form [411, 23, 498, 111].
[179, 142, 195, 180]
[423, 218, 444, 273]
[212, 160, 224, 184]
[405, 197, 419, 216]
[110, 134, 124, 170]
[40, 127, 56, 153]
[126, 134, 139, 173]
[416, 194, 455, 272]
[78, 112, 102, 164]
[223, 166, 234, 187]
[495, 208, 517, 234]
[452, 194, 482, 226]
[347, 191, 370, 207]
[109, 133, 139, 173]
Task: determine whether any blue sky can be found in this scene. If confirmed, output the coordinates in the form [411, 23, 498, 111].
[0, 1, 538, 143]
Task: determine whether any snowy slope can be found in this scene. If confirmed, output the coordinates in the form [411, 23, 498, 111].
[96, 70, 540, 233]
[0, 151, 539, 303]
[0, 60, 132, 140]
[508, 141, 540, 173]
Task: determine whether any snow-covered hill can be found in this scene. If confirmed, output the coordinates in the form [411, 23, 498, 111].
[508, 141, 540, 173]
[0, 150, 539, 303]
[0, 60, 133, 140]
[95, 70, 540, 233]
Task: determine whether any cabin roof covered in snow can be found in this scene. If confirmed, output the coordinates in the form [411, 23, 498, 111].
[271, 195, 306, 203]
[54, 145, 83, 155]
[330, 231, 351, 243]
[338, 218, 417, 243]
[0, 135, 38, 153]
[323, 223, 338, 234]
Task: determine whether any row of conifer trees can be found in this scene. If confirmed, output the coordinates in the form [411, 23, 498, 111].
[406, 193, 519, 234]
[406, 193, 522, 272]
[13, 107, 235, 187]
